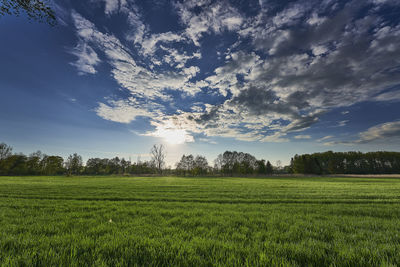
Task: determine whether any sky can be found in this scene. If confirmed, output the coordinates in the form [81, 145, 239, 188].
[1, 0, 400, 167]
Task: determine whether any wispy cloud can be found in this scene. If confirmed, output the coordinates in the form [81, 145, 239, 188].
[95, 99, 161, 124]
[317, 135, 334, 142]
[337, 120, 349, 127]
[69, 41, 101, 75]
[373, 90, 400, 102]
[294, 135, 311, 139]
[92, 0, 126, 15]
[357, 121, 400, 143]
[174, 0, 244, 46]
[320, 121, 400, 145]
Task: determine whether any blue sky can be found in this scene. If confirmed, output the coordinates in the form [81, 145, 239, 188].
[1, 0, 400, 166]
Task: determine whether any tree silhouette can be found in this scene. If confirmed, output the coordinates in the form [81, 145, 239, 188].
[266, 161, 273, 174]
[0, 143, 12, 160]
[150, 144, 166, 175]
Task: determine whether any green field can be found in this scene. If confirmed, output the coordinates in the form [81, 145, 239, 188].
[1, 176, 400, 266]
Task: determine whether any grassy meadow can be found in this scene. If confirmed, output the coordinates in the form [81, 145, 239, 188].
[0, 176, 400, 266]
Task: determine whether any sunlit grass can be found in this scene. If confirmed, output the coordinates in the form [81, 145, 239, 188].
[0, 176, 400, 266]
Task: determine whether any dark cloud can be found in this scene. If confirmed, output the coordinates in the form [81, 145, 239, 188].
[238, 0, 400, 109]
[194, 106, 220, 124]
[283, 114, 321, 132]
[229, 85, 297, 117]
[206, 0, 400, 137]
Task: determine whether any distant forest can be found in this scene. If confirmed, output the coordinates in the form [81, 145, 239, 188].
[1, 143, 400, 176]
[291, 151, 400, 174]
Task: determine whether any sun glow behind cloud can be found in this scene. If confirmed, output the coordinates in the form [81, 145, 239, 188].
[144, 121, 194, 145]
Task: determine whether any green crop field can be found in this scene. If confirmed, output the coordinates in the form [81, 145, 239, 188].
[1, 176, 400, 266]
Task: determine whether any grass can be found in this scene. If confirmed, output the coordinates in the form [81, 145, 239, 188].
[0, 176, 400, 266]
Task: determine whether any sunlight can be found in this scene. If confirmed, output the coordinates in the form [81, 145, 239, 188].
[151, 122, 194, 145]
[158, 128, 188, 145]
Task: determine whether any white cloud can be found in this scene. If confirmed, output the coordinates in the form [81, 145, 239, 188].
[317, 135, 334, 142]
[322, 141, 335, 146]
[91, 0, 126, 15]
[142, 120, 194, 144]
[311, 45, 329, 56]
[95, 99, 159, 123]
[272, 3, 309, 27]
[268, 30, 290, 55]
[260, 132, 289, 143]
[222, 16, 243, 30]
[174, 0, 244, 46]
[198, 138, 217, 144]
[69, 41, 101, 75]
[307, 13, 326, 26]
[337, 120, 349, 127]
[104, 0, 119, 14]
[140, 32, 186, 56]
[357, 121, 400, 143]
[325, 121, 400, 145]
[124, 6, 146, 45]
[206, 51, 261, 96]
[294, 135, 311, 139]
[71, 11, 97, 40]
[374, 90, 400, 102]
[71, 11, 203, 99]
[160, 46, 201, 68]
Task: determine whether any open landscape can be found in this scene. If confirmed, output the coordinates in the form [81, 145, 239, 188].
[2, 0, 400, 266]
[1, 176, 400, 266]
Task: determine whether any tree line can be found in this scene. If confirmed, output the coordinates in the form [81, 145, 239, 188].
[2, 142, 400, 176]
[290, 151, 400, 174]
[175, 151, 275, 176]
[0, 143, 161, 176]
[0, 143, 278, 176]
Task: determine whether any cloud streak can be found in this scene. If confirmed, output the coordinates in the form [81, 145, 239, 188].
[69, 41, 101, 75]
[358, 121, 400, 143]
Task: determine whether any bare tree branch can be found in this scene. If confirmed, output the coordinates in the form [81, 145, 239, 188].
[150, 144, 166, 175]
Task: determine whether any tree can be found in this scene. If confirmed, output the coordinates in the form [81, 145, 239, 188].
[275, 160, 282, 171]
[193, 155, 208, 175]
[65, 153, 82, 175]
[221, 151, 235, 175]
[0, 143, 12, 160]
[240, 153, 257, 174]
[256, 159, 266, 174]
[150, 144, 166, 175]
[213, 154, 223, 173]
[218, 151, 260, 176]
[266, 161, 273, 174]
[176, 154, 209, 176]
[0, 154, 28, 175]
[176, 154, 194, 176]
[290, 151, 400, 174]
[120, 158, 129, 174]
[109, 157, 121, 174]
[42, 155, 64, 175]
[0, 0, 56, 25]
[26, 150, 44, 174]
[85, 158, 104, 175]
